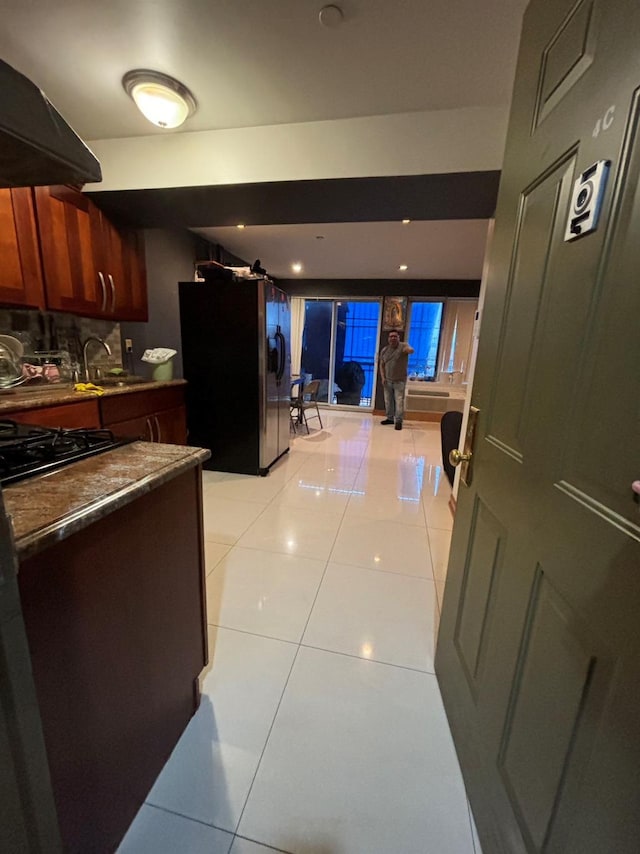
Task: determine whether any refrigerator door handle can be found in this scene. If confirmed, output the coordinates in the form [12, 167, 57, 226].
[275, 330, 286, 383]
[267, 336, 278, 375]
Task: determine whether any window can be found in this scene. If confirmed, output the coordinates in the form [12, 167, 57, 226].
[300, 299, 381, 407]
[437, 299, 477, 382]
[406, 301, 444, 379]
[336, 301, 379, 405]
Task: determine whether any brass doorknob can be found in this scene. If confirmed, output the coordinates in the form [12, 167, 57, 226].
[449, 448, 472, 466]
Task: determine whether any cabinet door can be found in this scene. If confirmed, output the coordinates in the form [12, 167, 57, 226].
[104, 222, 148, 322]
[107, 408, 186, 444]
[118, 228, 148, 321]
[0, 188, 46, 309]
[101, 214, 124, 317]
[34, 186, 105, 316]
[106, 414, 153, 442]
[100, 386, 185, 426]
[153, 405, 187, 445]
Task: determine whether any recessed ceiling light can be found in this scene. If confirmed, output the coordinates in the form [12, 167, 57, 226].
[122, 69, 197, 129]
[291, 262, 303, 274]
[399, 264, 408, 271]
[402, 219, 411, 224]
[315, 235, 325, 240]
[237, 224, 246, 229]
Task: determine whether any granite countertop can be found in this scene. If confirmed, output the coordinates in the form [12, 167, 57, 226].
[0, 379, 186, 413]
[3, 441, 210, 561]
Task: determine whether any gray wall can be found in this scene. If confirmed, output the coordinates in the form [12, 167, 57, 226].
[121, 229, 198, 379]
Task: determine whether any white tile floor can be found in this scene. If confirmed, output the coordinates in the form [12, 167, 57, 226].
[118, 412, 482, 854]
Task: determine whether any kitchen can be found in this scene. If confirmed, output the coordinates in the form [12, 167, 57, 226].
[1, 2, 527, 853]
[0, 58, 215, 853]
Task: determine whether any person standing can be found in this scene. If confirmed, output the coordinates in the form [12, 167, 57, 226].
[378, 331, 414, 430]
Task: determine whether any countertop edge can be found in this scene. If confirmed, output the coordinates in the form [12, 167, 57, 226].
[0, 379, 187, 413]
[12, 444, 210, 561]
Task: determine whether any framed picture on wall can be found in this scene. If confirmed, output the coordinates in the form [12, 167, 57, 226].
[382, 296, 407, 331]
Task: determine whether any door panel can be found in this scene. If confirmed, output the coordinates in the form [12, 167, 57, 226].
[488, 155, 576, 457]
[435, 1, 640, 852]
[534, 0, 596, 127]
[562, 88, 640, 527]
[454, 498, 506, 697]
[497, 568, 611, 853]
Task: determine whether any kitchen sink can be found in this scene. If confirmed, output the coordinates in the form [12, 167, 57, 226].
[96, 375, 148, 387]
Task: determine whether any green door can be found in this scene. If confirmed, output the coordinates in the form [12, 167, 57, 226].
[435, 1, 640, 852]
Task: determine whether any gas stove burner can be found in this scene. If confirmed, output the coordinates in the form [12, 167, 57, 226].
[0, 420, 54, 442]
[0, 420, 131, 486]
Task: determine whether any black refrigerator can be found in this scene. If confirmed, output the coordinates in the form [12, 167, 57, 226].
[179, 277, 291, 475]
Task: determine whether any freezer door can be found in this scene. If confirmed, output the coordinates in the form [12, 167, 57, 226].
[259, 282, 280, 471]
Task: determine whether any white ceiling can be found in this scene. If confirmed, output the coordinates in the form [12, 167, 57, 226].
[0, 0, 528, 279]
[1, 0, 527, 140]
[195, 220, 491, 280]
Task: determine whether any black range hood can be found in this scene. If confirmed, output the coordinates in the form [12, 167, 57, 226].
[0, 58, 101, 188]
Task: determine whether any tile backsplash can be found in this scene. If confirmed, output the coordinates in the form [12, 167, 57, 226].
[0, 308, 123, 375]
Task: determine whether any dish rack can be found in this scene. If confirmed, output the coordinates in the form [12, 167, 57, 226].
[0, 334, 74, 392]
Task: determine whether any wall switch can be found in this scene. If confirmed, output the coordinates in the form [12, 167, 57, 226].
[125, 338, 133, 353]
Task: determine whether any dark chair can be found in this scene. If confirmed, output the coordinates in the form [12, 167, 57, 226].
[291, 379, 323, 434]
[440, 410, 463, 487]
[335, 360, 366, 406]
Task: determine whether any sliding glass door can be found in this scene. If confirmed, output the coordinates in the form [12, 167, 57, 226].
[300, 299, 381, 408]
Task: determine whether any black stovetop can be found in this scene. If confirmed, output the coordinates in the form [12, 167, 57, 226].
[0, 420, 129, 486]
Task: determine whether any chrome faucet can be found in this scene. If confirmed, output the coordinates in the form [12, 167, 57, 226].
[82, 337, 111, 382]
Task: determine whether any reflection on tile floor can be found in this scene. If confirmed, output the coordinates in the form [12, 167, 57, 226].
[118, 412, 481, 854]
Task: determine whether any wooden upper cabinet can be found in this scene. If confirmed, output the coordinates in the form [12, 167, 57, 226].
[120, 228, 148, 322]
[102, 216, 148, 322]
[0, 188, 46, 309]
[31, 186, 148, 321]
[34, 185, 103, 316]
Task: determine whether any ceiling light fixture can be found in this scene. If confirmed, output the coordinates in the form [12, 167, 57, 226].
[291, 262, 303, 274]
[402, 219, 411, 224]
[237, 224, 246, 229]
[399, 264, 408, 271]
[122, 69, 197, 129]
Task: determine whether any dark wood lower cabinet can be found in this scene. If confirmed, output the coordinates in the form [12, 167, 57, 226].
[18, 468, 207, 853]
[105, 406, 187, 445]
[154, 404, 187, 444]
[3, 385, 187, 444]
[101, 386, 188, 445]
[8, 399, 101, 429]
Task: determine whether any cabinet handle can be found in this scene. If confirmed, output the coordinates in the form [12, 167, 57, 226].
[145, 417, 155, 442]
[108, 274, 116, 313]
[154, 415, 162, 443]
[98, 272, 107, 312]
